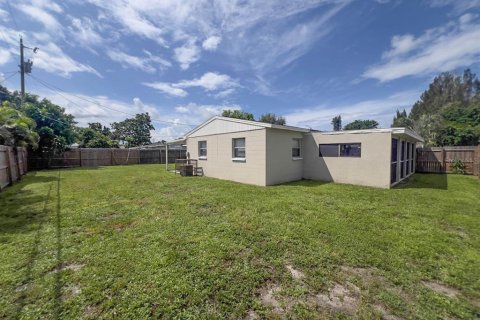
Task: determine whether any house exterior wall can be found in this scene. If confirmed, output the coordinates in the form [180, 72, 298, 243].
[186, 129, 267, 186]
[303, 131, 392, 188]
[265, 128, 304, 185]
[188, 118, 265, 137]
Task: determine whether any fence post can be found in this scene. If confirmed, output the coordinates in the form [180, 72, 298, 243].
[79, 148, 82, 167]
[439, 148, 445, 172]
[4, 147, 13, 186]
[475, 145, 480, 177]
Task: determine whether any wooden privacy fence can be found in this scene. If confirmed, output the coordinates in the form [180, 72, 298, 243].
[0, 145, 28, 190]
[28, 148, 187, 170]
[416, 146, 480, 176]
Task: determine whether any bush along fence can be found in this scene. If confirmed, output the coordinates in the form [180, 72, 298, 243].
[0, 145, 28, 190]
[28, 148, 187, 170]
[416, 146, 480, 176]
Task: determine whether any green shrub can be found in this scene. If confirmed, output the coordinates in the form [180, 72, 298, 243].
[451, 159, 466, 174]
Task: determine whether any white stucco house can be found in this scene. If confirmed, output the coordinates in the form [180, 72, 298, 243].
[170, 116, 423, 188]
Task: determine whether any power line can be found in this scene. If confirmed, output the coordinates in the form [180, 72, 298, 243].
[0, 71, 18, 85]
[5, 0, 19, 31]
[28, 74, 198, 127]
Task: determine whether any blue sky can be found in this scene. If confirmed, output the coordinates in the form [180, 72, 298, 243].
[0, 0, 479, 141]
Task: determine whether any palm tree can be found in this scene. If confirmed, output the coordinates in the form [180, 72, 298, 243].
[0, 102, 39, 148]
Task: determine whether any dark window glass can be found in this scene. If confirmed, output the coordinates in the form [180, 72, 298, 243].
[319, 144, 339, 157]
[401, 161, 405, 178]
[401, 141, 405, 161]
[340, 143, 361, 157]
[391, 139, 398, 162]
[411, 143, 415, 172]
[391, 163, 397, 184]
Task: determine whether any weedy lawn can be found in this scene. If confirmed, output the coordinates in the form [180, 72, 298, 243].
[0, 165, 479, 319]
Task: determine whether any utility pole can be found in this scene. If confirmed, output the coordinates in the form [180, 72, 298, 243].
[19, 37, 25, 96]
[18, 36, 39, 97]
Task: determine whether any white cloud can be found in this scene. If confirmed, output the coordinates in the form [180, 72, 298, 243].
[364, 15, 480, 82]
[143, 72, 238, 97]
[107, 50, 156, 73]
[142, 82, 188, 97]
[34, 42, 101, 77]
[213, 88, 236, 99]
[0, 9, 8, 20]
[202, 36, 221, 51]
[174, 39, 200, 70]
[30, 0, 63, 13]
[84, 0, 349, 73]
[177, 72, 237, 91]
[0, 48, 11, 65]
[0, 21, 99, 78]
[16, 4, 62, 33]
[284, 90, 420, 130]
[429, 0, 480, 14]
[68, 17, 102, 46]
[32, 86, 240, 140]
[104, 4, 167, 46]
[174, 102, 241, 120]
[143, 50, 172, 68]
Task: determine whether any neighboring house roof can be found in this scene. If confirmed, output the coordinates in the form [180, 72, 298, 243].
[183, 116, 310, 138]
[318, 127, 424, 142]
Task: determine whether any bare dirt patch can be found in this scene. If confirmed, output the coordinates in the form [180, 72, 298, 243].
[244, 310, 259, 320]
[422, 281, 460, 298]
[51, 262, 85, 273]
[63, 284, 82, 301]
[286, 264, 305, 280]
[84, 305, 100, 318]
[312, 282, 361, 315]
[341, 266, 381, 283]
[259, 283, 282, 313]
[111, 221, 135, 232]
[373, 303, 405, 320]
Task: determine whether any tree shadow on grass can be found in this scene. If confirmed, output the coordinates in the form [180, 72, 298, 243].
[14, 181, 53, 318]
[13, 171, 64, 319]
[394, 173, 448, 190]
[0, 173, 59, 235]
[53, 170, 63, 319]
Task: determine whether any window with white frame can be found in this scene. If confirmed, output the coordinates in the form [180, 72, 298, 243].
[292, 138, 302, 158]
[198, 141, 207, 159]
[232, 138, 245, 159]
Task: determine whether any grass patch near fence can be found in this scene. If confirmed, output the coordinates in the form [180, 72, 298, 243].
[0, 165, 479, 319]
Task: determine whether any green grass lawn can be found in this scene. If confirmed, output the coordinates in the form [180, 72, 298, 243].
[0, 165, 479, 319]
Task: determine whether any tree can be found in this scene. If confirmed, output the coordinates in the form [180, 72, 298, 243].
[111, 113, 154, 147]
[414, 114, 443, 147]
[391, 109, 413, 128]
[331, 115, 342, 131]
[409, 69, 480, 121]
[77, 127, 118, 148]
[344, 119, 379, 130]
[0, 101, 39, 147]
[259, 113, 286, 125]
[88, 122, 112, 137]
[436, 101, 480, 146]
[20, 97, 76, 158]
[221, 109, 255, 121]
[392, 68, 480, 146]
